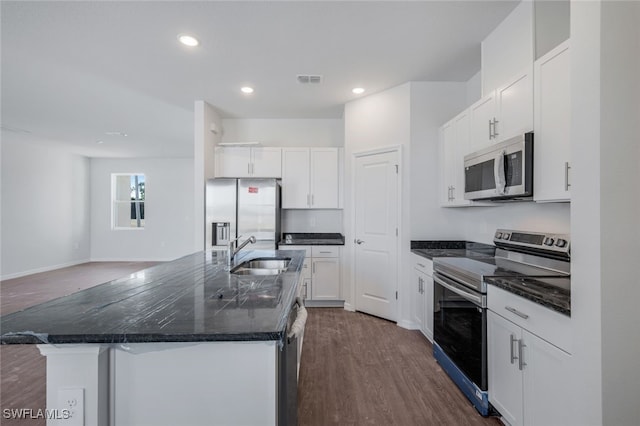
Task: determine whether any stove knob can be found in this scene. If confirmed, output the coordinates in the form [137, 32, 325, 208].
[495, 232, 503, 239]
[555, 239, 567, 248]
[544, 237, 555, 246]
[502, 233, 510, 240]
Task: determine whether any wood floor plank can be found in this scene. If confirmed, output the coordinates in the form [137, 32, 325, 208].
[297, 308, 502, 426]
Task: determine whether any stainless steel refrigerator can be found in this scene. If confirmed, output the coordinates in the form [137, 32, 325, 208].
[205, 178, 281, 250]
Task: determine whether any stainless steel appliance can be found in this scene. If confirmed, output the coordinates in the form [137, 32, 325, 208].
[464, 132, 533, 201]
[278, 297, 307, 426]
[206, 178, 281, 250]
[432, 229, 570, 416]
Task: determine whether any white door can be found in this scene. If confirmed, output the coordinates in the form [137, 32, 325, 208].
[215, 147, 251, 177]
[469, 92, 497, 152]
[354, 150, 398, 321]
[496, 68, 533, 142]
[311, 258, 340, 300]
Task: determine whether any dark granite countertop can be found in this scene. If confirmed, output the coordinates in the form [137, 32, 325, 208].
[279, 233, 345, 246]
[486, 276, 571, 316]
[0, 250, 305, 345]
[410, 240, 496, 260]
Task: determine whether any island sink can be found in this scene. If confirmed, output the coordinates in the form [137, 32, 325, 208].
[230, 257, 292, 275]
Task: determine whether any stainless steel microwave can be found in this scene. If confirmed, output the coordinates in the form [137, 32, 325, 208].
[463, 132, 533, 201]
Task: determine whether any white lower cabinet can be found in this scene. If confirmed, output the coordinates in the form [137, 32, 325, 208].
[411, 254, 433, 342]
[488, 286, 572, 426]
[284, 245, 342, 306]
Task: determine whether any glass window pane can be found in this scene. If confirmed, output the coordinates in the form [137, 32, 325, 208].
[112, 174, 145, 229]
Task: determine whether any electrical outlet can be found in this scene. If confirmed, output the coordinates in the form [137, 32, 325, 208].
[58, 388, 84, 426]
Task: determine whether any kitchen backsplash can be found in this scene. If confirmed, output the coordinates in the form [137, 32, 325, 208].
[281, 209, 343, 233]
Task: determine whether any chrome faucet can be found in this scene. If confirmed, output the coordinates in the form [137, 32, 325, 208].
[227, 235, 256, 265]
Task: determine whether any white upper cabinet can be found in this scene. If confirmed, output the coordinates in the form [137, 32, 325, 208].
[496, 67, 533, 141]
[440, 111, 472, 207]
[469, 92, 498, 152]
[469, 69, 533, 152]
[215, 146, 282, 178]
[533, 40, 571, 202]
[282, 147, 340, 209]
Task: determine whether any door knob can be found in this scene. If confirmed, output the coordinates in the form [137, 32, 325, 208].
[355, 239, 364, 244]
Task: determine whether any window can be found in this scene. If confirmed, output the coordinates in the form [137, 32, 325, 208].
[112, 173, 145, 229]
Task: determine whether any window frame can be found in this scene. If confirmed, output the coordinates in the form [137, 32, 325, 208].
[111, 173, 146, 231]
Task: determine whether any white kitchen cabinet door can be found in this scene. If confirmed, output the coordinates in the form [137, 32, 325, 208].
[422, 273, 434, 342]
[410, 269, 425, 331]
[522, 330, 572, 426]
[311, 257, 340, 300]
[282, 148, 311, 208]
[215, 147, 252, 177]
[469, 92, 498, 152]
[488, 310, 524, 426]
[452, 111, 472, 205]
[310, 148, 339, 208]
[496, 67, 533, 142]
[533, 40, 571, 202]
[251, 147, 282, 178]
[439, 120, 456, 206]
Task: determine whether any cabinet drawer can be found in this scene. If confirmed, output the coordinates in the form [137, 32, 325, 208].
[488, 285, 572, 353]
[311, 246, 340, 258]
[411, 254, 433, 276]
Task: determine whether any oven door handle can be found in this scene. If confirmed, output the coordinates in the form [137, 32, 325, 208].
[433, 272, 485, 307]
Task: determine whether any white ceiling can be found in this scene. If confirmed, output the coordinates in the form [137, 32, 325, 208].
[1, 1, 518, 158]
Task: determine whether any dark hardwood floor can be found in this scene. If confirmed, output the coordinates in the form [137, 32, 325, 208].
[298, 308, 501, 426]
[1, 263, 500, 425]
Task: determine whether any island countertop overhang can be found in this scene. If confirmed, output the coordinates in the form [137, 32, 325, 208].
[0, 249, 306, 345]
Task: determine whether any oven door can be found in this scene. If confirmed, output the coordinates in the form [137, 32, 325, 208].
[433, 271, 488, 390]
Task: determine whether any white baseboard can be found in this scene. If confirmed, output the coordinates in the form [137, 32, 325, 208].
[1, 259, 91, 281]
[343, 302, 356, 312]
[397, 320, 420, 330]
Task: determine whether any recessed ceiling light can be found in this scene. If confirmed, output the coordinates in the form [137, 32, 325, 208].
[96, 140, 104, 144]
[241, 87, 254, 94]
[352, 87, 365, 95]
[105, 131, 128, 137]
[178, 34, 199, 47]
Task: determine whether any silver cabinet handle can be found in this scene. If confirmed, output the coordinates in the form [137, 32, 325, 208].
[417, 263, 426, 268]
[565, 162, 571, 190]
[319, 251, 332, 254]
[451, 186, 455, 201]
[488, 119, 493, 139]
[505, 306, 529, 319]
[418, 277, 423, 294]
[355, 239, 364, 244]
[510, 334, 518, 364]
[518, 339, 527, 371]
[492, 118, 499, 138]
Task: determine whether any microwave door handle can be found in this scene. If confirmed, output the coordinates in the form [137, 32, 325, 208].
[494, 149, 507, 195]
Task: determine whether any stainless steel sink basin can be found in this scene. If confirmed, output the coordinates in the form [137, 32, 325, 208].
[232, 268, 283, 276]
[230, 257, 291, 276]
[243, 258, 291, 270]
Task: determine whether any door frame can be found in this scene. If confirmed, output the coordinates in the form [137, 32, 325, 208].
[349, 145, 403, 321]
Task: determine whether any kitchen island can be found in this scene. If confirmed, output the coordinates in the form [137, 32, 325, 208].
[1, 249, 306, 426]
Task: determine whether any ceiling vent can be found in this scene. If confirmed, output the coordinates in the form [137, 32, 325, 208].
[297, 75, 323, 84]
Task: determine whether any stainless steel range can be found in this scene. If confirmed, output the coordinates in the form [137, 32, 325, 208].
[432, 229, 570, 416]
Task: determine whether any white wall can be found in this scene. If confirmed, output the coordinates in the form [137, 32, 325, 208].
[1, 136, 91, 279]
[281, 210, 343, 233]
[194, 101, 222, 251]
[90, 158, 194, 261]
[466, 71, 482, 106]
[481, 0, 534, 94]
[570, 1, 640, 425]
[221, 119, 343, 147]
